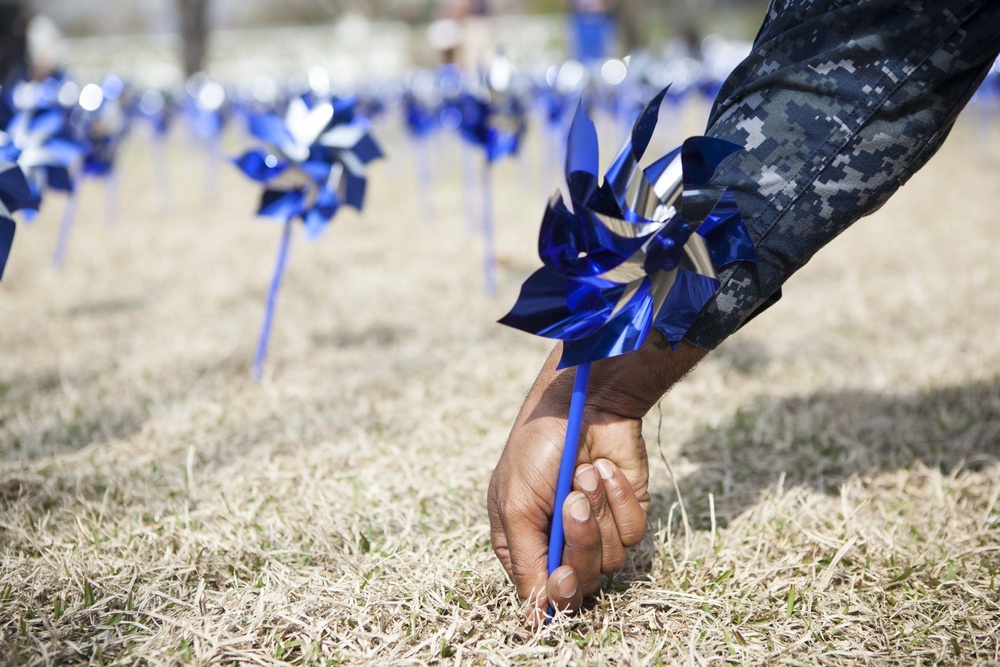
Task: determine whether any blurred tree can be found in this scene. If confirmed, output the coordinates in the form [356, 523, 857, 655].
[0, 1, 29, 85]
[177, 0, 210, 76]
[610, 0, 643, 52]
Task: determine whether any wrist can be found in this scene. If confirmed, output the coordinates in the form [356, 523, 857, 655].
[582, 333, 709, 420]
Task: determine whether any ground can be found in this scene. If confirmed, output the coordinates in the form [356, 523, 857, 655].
[0, 105, 998, 666]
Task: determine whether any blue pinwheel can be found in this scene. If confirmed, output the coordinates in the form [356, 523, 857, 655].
[1, 100, 85, 270]
[402, 88, 439, 221]
[233, 95, 383, 379]
[499, 88, 760, 610]
[185, 75, 230, 203]
[77, 78, 131, 179]
[450, 87, 528, 295]
[134, 88, 177, 214]
[0, 105, 83, 208]
[0, 159, 35, 280]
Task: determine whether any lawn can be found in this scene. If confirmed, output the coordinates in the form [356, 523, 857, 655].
[1, 106, 998, 665]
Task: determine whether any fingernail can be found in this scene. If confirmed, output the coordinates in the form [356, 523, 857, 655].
[569, 494, 590, 522]
[576, 466, 598, 493]
[557, 571, 577, 598]
[595, 459, 614, 480]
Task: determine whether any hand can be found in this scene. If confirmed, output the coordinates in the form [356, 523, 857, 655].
[488, 336, 708, 621]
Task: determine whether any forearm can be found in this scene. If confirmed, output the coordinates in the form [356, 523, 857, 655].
[684, 0, 1000, 350]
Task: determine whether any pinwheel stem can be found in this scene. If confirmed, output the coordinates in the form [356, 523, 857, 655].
[151, 132, 172, 215]
[481, 161, 497, 297]
[412, 136, 434, 222]
[51, 193, 77, 271]
[547, 361, 591, 609]
[105, 173, 120, 227]
[205, 134, 220, 206]
[462, 144, 478, 234]
[253, 219, 293, 381]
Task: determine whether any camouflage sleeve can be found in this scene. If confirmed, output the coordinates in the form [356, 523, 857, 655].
[683, 0, 1000, 349]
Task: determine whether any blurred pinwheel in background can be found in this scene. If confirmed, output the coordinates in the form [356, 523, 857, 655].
[499, 87, 760, 612]
[452, 53, 529, 296]
[0, 84, 86, 270]
[0, 156, 35, 280]
[50, 75, 133, 266]
[184, 74, 230, 203]
[402, 83, 439, 221]
[75, 76, 131, 181]
[0, 93, 84, 213]
[233, 94, 383, 380]
[133, 88, 177, 214]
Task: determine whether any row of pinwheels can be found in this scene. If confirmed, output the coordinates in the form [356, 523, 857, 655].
[0, 72, 143, 274]
[0, 53, 744, 381]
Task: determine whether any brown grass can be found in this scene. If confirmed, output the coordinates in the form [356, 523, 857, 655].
[1, 109, 999, 665]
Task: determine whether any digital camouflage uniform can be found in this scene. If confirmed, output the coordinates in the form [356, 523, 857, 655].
[684, 0, 1000, 348]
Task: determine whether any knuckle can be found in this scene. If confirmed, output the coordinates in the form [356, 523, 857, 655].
[619, 519, 648, 546]
[601, 547, 626, 573]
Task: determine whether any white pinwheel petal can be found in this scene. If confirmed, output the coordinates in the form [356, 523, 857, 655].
[596, 252, 648, 284]
[650, 152, 684, 203]
[318, 124, 365, 150]
[608, 277, 644, 319]
[325, 162, 344, 191]
[680, 235, 716, 278]
[337, 150, 364, 177]
[649, 269, 678, 320]
[18, 145, 52, 169]
[297, 103, 334, 150]
[592, 210, 662, 239]
[284, 98, 310, 142]
[282, 144, 310, 163]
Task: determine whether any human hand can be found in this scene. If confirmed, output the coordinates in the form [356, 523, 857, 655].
[488, 336, 707, 621]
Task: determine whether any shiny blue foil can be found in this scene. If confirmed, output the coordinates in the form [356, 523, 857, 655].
[0, 216, 13, 280]
[500, 87, 760, 368]
[232, 96, 383, 236]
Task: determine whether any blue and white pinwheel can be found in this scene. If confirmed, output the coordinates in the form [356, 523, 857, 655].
[499, 88, 759, 606]
[451, 88, 528, 295]
[233, 95, 383, 380]
[0, 106, 83, 207]
[1, 103, 85, 269]
[234, 96, 383, 238]
[0, 158, 35, 280]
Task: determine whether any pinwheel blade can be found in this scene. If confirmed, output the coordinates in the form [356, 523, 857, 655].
[558, 279, 656, 368]
[0, 162, 37, 212]
[499, 267, 626, 342]
[0, 216, 13, 280]
[233, 150, 288, 183]
[565, 104, 600, 203]
[259, 188, 307, 221]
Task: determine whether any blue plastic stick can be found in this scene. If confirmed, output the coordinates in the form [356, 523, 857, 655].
[151, 132, 172, 215]
[105, 172, 120, 227]
[481, 160, 497, 296]
[462, 144, 478, 234]
[205, 134, 220, 206]
[252, 218, 293, 380]
[413, 136, 434, 222]
[51, 193, 76, 270]
[547, 361, 591, 594]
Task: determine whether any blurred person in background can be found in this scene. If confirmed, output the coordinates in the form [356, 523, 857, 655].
[489, 0, 1000, 622]
[24, 11, 62, 80]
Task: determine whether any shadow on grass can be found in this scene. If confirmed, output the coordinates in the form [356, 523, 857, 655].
[646, 374, 1000, 534]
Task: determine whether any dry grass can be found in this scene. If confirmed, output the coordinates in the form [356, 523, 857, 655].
[1, 109, 999, 665]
